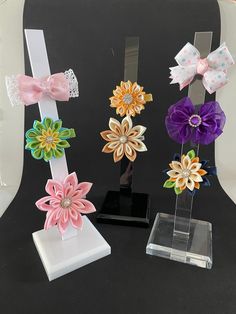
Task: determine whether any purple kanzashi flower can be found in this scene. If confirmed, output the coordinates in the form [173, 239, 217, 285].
[165, 97, 226, 145]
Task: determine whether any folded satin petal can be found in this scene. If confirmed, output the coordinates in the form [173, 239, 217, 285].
[5, 69, 79, 106]
[35, 172, 96, 235]
[165, 97, 226, 145]
[170, 42, 234, 93]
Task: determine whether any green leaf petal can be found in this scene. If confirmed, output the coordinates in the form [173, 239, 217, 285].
[31, 148, 43, 160]
[69, 128, 76, 138]
[163, 179, 175, 188]
[59, 128, 72, 139]
[43, 117, 53, 129]
[33, 120, 44, 133]
[187, 149, 195, 160]
[43, 149, 53, 162]
[53, 147, 64, 159]
[25, 128, 39, 139]
[25, 140, 40, 150]
[57, 140, 70, 148]
[52, 120, 62, 132]
[174, 186, 182, 195]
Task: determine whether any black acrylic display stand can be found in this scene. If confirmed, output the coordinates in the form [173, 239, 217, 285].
[97, 156, 150, 226]
[97, 37, 150, 226]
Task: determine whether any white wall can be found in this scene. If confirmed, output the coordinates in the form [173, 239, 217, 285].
[216, 0, 236, 204]
[0, 0, 25, 217]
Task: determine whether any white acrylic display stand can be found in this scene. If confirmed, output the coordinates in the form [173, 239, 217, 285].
[25, 29, 110, 281]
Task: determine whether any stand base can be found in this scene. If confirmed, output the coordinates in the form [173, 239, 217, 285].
[97, 190, 150, 227]
[33, 216, 111, 281]
[146, 213, 212, 269]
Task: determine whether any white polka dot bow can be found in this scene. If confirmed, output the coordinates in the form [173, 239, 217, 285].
[169, 42, 235, 94]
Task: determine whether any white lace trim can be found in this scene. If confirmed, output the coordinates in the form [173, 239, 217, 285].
[5, 75, 24, 107]
[64, 69, 79, 98]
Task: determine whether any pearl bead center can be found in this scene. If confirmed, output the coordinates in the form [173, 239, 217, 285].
[61, 197, 72, 208]
[123, 94, 133, 105]
[188, 114, 202, 128]
[119, 135, 128, 144]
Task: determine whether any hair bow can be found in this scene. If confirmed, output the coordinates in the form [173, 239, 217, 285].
[5, 69, 79, 106]
[165, 97, 226, 145]
[169, 42, 234, 94]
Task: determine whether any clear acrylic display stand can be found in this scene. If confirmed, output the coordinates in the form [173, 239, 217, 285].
[97, 37, 150, 227]
[146, 32, 213, 269]
[25, 29, 111, 281]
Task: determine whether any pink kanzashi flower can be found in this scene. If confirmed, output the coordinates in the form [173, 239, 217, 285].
[35, 172, 96, 234]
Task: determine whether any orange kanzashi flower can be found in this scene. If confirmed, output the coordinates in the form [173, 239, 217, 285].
[100, 116, 147, 163]
[109, 81, 153, 117]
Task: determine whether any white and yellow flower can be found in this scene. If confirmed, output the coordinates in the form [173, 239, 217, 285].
[100, 115, 147, 163]
[164, 150, 207, 194]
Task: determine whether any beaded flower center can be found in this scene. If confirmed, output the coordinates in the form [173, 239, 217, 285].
[188, 114, 202, 128]
[46, 136, 54, 143]
[119, 135, 128, 144]
[60, 197, 72, 208]
[181, 169, 191, 178]
[123, 94, 133, 105]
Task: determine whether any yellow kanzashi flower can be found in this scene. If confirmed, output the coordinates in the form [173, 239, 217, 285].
[109, 81, 153, 117]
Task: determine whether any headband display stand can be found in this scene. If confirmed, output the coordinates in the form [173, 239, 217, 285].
[97, 37, 150, 227]
[25, 29, 110, 281]
[146, 32, 213, 269]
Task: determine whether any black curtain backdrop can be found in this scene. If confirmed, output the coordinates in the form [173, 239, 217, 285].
[1, 1, 236, 313]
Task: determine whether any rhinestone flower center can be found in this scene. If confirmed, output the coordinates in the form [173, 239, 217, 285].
[46, 136, 54, 143]
[119, 135, 128, 144]
[188, 114, 202, 128]
[181, 169, 191, 178]
[123, 94, 133, 105]
[60, 197, 72, 208]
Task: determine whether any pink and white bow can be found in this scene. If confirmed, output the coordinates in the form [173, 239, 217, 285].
[5, 69, 79, 106]
[169, 42, 235, 94]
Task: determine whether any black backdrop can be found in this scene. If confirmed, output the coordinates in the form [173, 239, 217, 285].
[1, 0, 236, 313]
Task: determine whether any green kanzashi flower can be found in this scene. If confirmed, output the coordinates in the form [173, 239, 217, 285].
[25, 117, 76, 162]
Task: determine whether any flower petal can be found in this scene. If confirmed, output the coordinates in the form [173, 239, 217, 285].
[35, 196, 54, 211]
[45, 179, 63, 197]
[189, 162, 202, 172]
[128, 125, 146, 138]
[167, 170, 180, 178]
[70, 211, 83, 229]
[102, 141, 120, 153]
[124, 144, 137, 162]
[77, 199, 96, 214]
[109, 118, 122, 135]
[186, 177, 195, 191]
[100, 130, 119, 142]
[128, 138, 147, 152]
[52, 119, 62, 132]
[64, 172, 78, 190]
[170, 161, 183, 172]
[175, 177, 186, 188]
[121, 116, 132, 134]
[77, 182, 93, 198]
[31, 148, 43, 160]
[190, 173, 203, 182]
[182, 154, 191, 169]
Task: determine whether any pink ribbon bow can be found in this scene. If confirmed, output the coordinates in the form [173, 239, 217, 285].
[5, 69, 79, 106]
[169, 42, 235, 94]
[18, 73, 69, 105]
